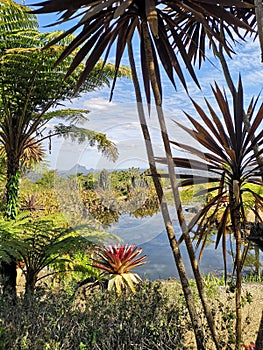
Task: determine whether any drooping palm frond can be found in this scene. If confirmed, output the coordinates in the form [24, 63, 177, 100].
[41, 109, 90, 124]
[32, 0, 256, 100]
[20, 138, 46, 170]
[0, 211, 115, 261]
[0, 138, 45, 171]
[156, 78, 263, 269]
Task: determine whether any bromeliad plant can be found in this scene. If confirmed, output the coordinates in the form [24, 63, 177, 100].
[91, 244, 147, 295]
[242, 342, 255, 350]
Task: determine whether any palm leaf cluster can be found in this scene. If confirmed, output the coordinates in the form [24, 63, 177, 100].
[33, 0, 256, 99]
[157, 79, 263, 269]
[91, 243, 147, 295]
[0, 138, 45, 172]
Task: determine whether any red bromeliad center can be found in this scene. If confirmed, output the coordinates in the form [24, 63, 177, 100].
[92, 243, 147, 275]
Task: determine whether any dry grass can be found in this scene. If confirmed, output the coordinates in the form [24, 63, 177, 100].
[161, 279, 263, 349]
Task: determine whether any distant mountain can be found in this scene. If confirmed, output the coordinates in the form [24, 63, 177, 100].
[58, 164, 94, 176]
[57, 165, 152, 176]
[26, 164, 157, 181]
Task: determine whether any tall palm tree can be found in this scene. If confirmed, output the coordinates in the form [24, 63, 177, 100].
[32, 1, 259, 348]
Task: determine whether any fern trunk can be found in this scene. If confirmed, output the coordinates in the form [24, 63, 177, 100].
[0, 260, 17, 302]
[24, 268, 37, 302]
[1, 156, 21, 300]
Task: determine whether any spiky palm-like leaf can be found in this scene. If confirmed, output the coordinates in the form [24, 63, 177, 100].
[32, 0, 256, 101]
[157, 78, 263, 272]
[0, 138, 45, 170]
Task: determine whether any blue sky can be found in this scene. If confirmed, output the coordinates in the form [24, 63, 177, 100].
[17, 1, 263, 172]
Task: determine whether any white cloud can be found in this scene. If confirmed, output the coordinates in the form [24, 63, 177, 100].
[82, 97, 117, 111]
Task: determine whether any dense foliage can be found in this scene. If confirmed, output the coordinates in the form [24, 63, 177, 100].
[18, 167, 160, 226]
[0, 281, 187, 350]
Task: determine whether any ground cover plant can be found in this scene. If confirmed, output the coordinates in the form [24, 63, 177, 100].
[0, 281, 188, 350]
[1, 277, 262, 350]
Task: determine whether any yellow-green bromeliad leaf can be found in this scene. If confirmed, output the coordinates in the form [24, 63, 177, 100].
[108, 272, 142, 295]
[122, 272, 142, 293]
[108, 274, 124, 296]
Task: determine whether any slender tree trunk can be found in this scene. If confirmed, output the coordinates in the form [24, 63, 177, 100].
[140, 23, 220, 349]
[232, 180, 242, 350]
[128, 41, 207, 350]
[255, 0, 263, 62]
[235, 232, 242, 350]
[255, 216, 263, 350]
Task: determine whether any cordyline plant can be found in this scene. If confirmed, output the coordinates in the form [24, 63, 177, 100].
[91, 243, 147, 295]
[157, 77, 263, 349]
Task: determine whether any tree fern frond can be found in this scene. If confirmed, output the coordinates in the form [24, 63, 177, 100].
[53, 124, 118, 162]
[43, 109, 89, 124]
